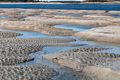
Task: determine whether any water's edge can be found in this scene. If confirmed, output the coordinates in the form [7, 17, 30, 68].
[0, 3, 120, 11]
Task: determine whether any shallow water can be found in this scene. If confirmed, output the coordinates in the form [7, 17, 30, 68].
[0, 28, 49, 38]
[54, 24, 93, 32]
[0, 4, 120, 79]
[54, 24, 120, 54]
[0, 28, 69, 38]
[0, 4, 120, 11]
[0, 25, 93, 80]
[1, 24, 120, 80]
[56, 12, 81, 17]
[109, 14, 120, 21]
[0, 15, 9, 18]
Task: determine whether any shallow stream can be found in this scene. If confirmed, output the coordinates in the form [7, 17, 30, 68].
[0, 23, 120, 79]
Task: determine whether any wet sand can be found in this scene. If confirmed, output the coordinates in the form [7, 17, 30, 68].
[0, 8, 120, 80]
[44, 47, 120, 80]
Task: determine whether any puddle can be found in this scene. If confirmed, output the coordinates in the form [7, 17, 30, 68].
[56, 12, 81, 17]
[0, 28, 70, 38]
[0, 24, 120, 80]
[0, 15, 9, 18]
[54, 24, 94, 32]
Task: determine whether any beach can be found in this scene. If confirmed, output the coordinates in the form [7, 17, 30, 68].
[0, 4, 120, 80]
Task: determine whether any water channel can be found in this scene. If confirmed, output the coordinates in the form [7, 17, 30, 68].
[0, 4, 120, 79]
[0, 23, 120, 79]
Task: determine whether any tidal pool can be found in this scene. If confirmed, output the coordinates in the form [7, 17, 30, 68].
[56, 12, 81, 17]
[0, 25, 93, 80]
[0, 4, 120, 79]
[54, 24, 94, 32]
[0, 28, 69, 38]
[0, 24, 120, 80]
[0, 15, 9, 18]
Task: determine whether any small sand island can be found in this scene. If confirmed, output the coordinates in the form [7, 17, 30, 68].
[0, 1, 120, 80]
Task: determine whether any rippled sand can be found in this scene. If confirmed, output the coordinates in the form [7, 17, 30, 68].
[0, 8, 120, 80]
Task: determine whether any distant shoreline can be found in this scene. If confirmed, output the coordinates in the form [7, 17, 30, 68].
[0, 2, 120, 11]
[0, 2, 120, 4]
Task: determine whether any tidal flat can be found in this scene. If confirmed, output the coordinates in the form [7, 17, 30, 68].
[0, 8, 120, 80]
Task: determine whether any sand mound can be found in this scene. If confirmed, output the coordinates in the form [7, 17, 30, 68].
[81, 14, 120, 22]
[83, 66, 120, 80]
[44, 47, 120, 71]
[75, 26, 120, 44]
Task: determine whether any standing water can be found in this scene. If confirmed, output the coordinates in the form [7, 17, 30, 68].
[0, 24, 94, 80]
[0, 23, 120, 79]
[0, 5, 120, 79]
